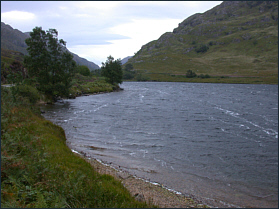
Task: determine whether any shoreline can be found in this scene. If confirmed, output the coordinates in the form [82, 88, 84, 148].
[123, 80, 278, 85]
[71, 148, 210, 208]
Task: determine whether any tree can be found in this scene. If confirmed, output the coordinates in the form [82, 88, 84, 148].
[124, 63, 133, 71]
[186, 70, 197, 78]
[77, 65, 90, 76]
[24, 27, 76, 101]
[101, 55, 123, 85]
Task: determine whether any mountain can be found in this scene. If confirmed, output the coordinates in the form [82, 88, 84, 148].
[70, 52, 99, 70]
[121, 56, 132, 65]
[126, 1, 278, 83]
[1, 22, 29, 55]
[1, 22, 100, 70]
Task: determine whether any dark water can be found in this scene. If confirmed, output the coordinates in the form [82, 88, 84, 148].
[41, 82, 278, 208]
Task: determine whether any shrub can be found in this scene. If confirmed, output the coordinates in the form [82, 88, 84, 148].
[208, 41, 214, 46]
[192, 40, 197, 45]
[11, 84, 40, 104]
[186, 70, 197, 78]
[77, 65, 91, 76]
[195, 44, 209, 53]
[198, 74, 211, 79]
[198, 74, 205, 78]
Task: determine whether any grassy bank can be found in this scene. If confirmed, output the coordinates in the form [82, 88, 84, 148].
[1, 86, 152, 208]
[68, 74, 116, 98]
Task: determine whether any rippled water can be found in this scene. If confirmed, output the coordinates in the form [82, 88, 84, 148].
[41, 82, 278, 208]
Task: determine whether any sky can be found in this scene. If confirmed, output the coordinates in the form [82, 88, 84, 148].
[1, 1, 222, 67]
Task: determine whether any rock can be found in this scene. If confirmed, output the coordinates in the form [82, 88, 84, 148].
[117, 172, 131, 179]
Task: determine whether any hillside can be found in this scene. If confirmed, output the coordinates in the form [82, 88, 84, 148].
[1, 22, 100, 70]
[126, 1, 278, 84]
[121, 56, 133, 65]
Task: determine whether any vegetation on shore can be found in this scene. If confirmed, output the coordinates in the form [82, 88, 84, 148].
[1, 27, 123, 103]
[1, 26, 144, 208]
[1, 86, 153, 208]
[68, 73, 116, 99]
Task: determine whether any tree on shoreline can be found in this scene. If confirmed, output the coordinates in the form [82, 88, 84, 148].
[24, 27, 76, 101]
[101, 55, 123, 85]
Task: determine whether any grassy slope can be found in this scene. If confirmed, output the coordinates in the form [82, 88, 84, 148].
[1, 86, 153, 208]
[126, 1, 278, 84]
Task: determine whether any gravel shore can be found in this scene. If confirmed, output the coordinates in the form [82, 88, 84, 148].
[81, 155, 209, 208]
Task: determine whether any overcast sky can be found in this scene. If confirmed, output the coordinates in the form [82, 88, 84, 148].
[1, 1, 222, 66]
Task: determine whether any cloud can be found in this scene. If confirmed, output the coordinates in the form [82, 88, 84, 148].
[64, 31, 130, 46]
[2, 10, 35, 21]
[74, 1, 122, 11]
[110, 18, 183, 40]
[1, 10, 37, 30]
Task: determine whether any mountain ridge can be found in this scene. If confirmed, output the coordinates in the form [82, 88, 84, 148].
[1, 22, 100, 70]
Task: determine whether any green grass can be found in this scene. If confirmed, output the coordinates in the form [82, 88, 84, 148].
[1, 86, 154, 208]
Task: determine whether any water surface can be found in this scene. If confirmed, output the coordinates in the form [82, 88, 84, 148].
[41, 82, 278, 208]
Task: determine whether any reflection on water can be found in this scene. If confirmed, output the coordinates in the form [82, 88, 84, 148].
[41, 82, 278, 208]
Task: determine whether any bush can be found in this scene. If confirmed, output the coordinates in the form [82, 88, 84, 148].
[208, 41, 214, 46]
[198, 74, 211, 79]
[2, 61, 27, 84]
[195, 44, 209, 53]
[198, 74, 205, 78]
[11, 84, 40, 104]
[77, 65, 91, 76]
[186, 70, 197, 78]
